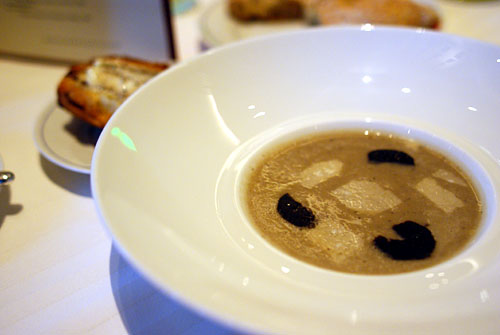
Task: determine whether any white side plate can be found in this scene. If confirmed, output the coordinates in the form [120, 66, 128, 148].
[34, 104, 100, 174]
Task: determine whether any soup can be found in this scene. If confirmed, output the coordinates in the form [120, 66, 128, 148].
[243, 130, 483, 274]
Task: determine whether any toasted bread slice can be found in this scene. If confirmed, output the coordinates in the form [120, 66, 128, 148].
[57, 56, 169, 128]
[229, 0, 304, 21]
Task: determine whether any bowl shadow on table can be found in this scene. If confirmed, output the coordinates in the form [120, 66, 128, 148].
[0, 185, 23, 229]
[109, 246, 246, 335]
[39, 155, 92, 197]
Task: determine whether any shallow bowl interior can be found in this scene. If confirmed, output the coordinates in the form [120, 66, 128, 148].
[92, 27, 500, 334]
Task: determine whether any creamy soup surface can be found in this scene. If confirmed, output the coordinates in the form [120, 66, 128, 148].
[243, 130, 483, 274]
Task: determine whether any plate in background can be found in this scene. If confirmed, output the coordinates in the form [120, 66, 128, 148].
[199, 0, 304, 47]
[199, 0, 500, 48]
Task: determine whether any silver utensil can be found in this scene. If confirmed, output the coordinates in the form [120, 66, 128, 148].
[0, 171, 14, 185]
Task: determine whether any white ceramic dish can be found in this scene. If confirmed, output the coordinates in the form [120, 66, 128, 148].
[199, 0, 500, 48]
[34, 104, 101, 174]
[199, 0, 304, 47]
[92, 27, 500, 334]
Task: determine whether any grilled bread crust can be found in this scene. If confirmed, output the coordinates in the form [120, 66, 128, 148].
[57, 56, 169, 128]
[229, 0, 304, 21]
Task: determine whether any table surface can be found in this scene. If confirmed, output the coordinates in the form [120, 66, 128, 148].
[1, 1, 500, 334]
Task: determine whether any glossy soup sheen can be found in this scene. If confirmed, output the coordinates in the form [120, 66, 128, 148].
[243, 130, 483, 274]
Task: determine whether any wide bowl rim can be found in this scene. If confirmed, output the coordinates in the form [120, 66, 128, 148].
[91, 26, 500, 334]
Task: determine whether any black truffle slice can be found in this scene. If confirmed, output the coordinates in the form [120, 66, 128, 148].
[368, 149, 415, 165]
[374, 221, 435, 260]
[277, 193, 316, 228]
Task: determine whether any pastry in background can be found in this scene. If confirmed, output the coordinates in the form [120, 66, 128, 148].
[229, 0, 304, 21]
[57, 56, 170, 128]
[307, 0, 439, 29]
[228, 0, 440, 30]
